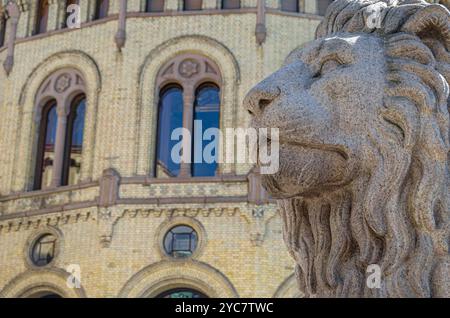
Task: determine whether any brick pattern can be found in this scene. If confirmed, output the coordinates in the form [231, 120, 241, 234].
[0, 1, 321, 298]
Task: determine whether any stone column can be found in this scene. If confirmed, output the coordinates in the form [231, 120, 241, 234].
[255, 0, 266, 45]
[179, 88, 195, 177]
[3, 1, 20, 75]
[115, 0, 127, 50]
[51, 102, 69, 187]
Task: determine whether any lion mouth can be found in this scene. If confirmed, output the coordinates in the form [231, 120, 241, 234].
[279, 138, 349, 161]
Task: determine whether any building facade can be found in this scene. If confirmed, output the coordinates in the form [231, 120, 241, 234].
[0, 0, 333, 298]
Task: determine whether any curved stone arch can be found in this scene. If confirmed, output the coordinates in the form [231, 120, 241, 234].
[118, 260, 239, 298]
[135, 35, 241, 177]
[0, 268, 87, 298]
[13, 50, 102, 192]
[273, 273, 303, 298]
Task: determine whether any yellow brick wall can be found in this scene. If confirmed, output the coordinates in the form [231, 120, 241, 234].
[0, 2, 321, 298]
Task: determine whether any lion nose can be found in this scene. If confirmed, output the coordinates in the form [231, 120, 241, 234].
[244, 83, 280, 117]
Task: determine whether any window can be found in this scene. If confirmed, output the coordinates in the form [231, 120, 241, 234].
[155, 55, 222, 178]
[184, 0, 202, 11]
[317, 0, 334, 15]
[62, 96, 86, 186]
[30, 234, 57, 267]
[34, 101, 58, 190]
[95, 0, 109, 19]
[222, 0, 240, 9]
[146, 0, 165, 12]
[156, 86, 184, 178]
[35, 0, 49, 34]
[163, 225, 198, 258]
[157, 288, 207, 298]
[193, 84, 220, 177]
[64, 0, 80, 28]
[0, 15, 6, 47]
[281, 0, 299, 12]
[33, 70, 87, 190]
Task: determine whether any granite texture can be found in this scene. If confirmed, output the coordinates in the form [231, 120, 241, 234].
[245, 0, 450, 297]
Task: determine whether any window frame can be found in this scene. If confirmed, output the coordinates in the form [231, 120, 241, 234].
[61, 94, 86, 186]
[155, 54, 223, 179]
[33, 100, 58, 191]
[35, 0, 50, 35]
[94, 0, 110, 20]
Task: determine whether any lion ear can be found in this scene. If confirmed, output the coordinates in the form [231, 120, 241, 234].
[400, 4, 450, 52]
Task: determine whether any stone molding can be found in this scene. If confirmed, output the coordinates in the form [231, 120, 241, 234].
[117, 260, 239, 298]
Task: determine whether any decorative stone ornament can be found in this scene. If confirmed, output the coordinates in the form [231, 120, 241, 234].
[245, 0, 450, 298]
[3, 1, 20, 75]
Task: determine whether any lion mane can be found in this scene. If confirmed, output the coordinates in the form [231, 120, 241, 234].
[279, 0, 450, 297]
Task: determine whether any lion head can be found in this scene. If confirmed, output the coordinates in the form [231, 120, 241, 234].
[245, 0, 450, 297]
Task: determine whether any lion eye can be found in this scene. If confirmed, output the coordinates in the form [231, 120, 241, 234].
[319, 59, 341, 75]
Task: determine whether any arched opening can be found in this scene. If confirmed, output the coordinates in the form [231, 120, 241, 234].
[27, 292, 63, 299]
[156, 288, 208, 298]
[156, 85, 184, 178]
[62, 95, 86, 186]
[192, 83, 220, 177]
[34, 101, 58, 190]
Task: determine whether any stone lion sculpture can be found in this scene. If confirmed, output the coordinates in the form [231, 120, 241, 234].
[245, 0, 450, 297]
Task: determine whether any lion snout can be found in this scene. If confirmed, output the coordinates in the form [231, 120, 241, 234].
[244, 81, 281, 118]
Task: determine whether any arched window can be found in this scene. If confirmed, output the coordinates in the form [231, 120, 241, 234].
[62, 95, 86, 186]
[146, 0, 165, 12]
[193, 84, 220, 177]
[281, 0, 299, 12]
[34, 101, 58, 190]
[184, 0, 202, 11]
[155, 55, 222, 178]
[317, 0, 334, 15]
[33, 70, 86, 191]
[157, 288, 207, 298]
[95, 0, 109, 19]
[35, 0, 49, 34]
[64, 0, 80, 28]
[156, 86, 184, 178]
[222, 0, 240, 9]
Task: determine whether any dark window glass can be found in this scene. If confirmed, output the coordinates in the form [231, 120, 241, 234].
[222, 0, 240, 9]
[184, 0, 202, 11]
[34, 102, 58, 190]
[62, 96, 86, 186]
[95, 0, 109, 19]
[156, 86, 184, 178]
[30, 234, 57, 267]
[157, 289, 207, 298]
[317, 0, 334, 15]
[192, 84, 220, 177]
[146, 0, 165, 12]
[36, 0, 49, 34]
[64, 0, 79, 28]
[0, 16, 6, 47]
[281, 0, 299, 12]
[163, 225, 198, 258]
[40, 294, 63, 299]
